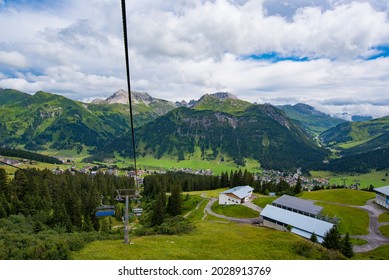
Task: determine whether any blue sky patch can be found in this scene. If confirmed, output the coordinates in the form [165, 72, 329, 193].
[2, 0, 64, 10]
[366, 45, 389, 60]
[240, 52, 310, 62]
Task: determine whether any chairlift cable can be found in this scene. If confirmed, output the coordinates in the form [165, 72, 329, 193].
[121, 0, 138, 191]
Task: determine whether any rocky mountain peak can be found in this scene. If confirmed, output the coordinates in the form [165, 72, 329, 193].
[92, 90, 154, 105]
[209, 92, 239, 100]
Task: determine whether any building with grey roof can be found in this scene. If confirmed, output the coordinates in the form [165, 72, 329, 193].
[374, 186, 389, 209]
[272, 194, 323, 217]
[260, 204, 334, 243]
[219, 185, 253, 205]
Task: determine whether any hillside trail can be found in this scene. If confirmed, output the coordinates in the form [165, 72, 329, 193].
[183, 198, 206, 219]
[196, 193, 389, 252]
[312, 198, 389, 252]
[351, 199, 389, 252]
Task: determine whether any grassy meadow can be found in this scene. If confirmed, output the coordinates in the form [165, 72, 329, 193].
[70, 188, 389, 260]
[317, 203, 369, 235]
[72, 222, 332, 260]
[379, 225, 389, 238]
[356, 245, 389, 260]
[299, 189, 375, 206]
[310, 170, 389, 188]
[211, 203, 259, 218]
[379, 212, 389, 223]
[252, 196, 278, 208]
[121, 154, 262, 175]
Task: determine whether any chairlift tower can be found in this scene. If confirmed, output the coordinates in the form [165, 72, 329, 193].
[115, 188, 137, 244]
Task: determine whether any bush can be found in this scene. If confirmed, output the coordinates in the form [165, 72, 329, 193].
[293, 241, 345, 260]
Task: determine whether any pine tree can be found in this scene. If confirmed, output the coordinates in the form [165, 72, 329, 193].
[0, 168, 8, 198]
[310, 232, 318, 243]
[341, 232, 354, 258]
[166, 185, 182, 216]
[220, 172, 229, 188]
[151, 190, 166, 226]
[293, 177, 302, 195]
[322, 226, 341, 250]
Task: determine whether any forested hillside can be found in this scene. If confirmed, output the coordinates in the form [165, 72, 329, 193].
[0, 147, 62, 164]
[103, 105, 328, 171]
[0, 89, 174, 152]
[0, 168, 135, 259]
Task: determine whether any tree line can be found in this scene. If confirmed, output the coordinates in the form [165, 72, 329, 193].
[0, 147, 62, 164]
[143, 170, 302, 197]
[0, 167, 134, 259]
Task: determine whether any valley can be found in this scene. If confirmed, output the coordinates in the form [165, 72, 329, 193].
[1, 88, 389, 260]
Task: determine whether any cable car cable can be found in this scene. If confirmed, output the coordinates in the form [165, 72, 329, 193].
[121, 0, 138, 188]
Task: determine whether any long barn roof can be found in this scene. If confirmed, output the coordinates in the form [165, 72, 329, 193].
[272, 194, 323, 216]
[261, 205, 334, 238]
[375, 186, 389, 196]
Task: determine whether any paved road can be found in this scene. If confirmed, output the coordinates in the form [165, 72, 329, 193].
[203, 198, 262, 224]
[200, 195, 389, 253]
[351, 199, 389, 252]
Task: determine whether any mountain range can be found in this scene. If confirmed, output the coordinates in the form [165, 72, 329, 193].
[0, 88, 174, 152]
[0, 88, 388, 172]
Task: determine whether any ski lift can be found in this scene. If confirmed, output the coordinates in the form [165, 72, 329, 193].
[95, 195, 115, 217]
[115, 188, 137, 202]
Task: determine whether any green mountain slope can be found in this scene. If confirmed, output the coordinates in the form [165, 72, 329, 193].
[320, 116, 389, 149]
[0, 89, 174, 152]
[278, 103, 345, 135]
[0, 89, 30, 106]
[313, 116, 389, 172]
[314, 147, 389, 173]
[103, 105, 328, 171]
[193, 92, 251, 114]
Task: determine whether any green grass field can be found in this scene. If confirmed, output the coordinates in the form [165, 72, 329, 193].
[70, 189, 389, 260]
[299, 189, 375, 206]
[378, 212, 389, 223]
[350, 238, 368, 246]
[379, 225, 389, 238]
[211, 203, 259, 218]
[355, 245, 389, 260]
[71, 221, 327, 260]
[0, 161, 69, 178]
[310, 170, 389, 189]
[183, 188, 228, 199]
[128, 155, 261, 175]
[252, 196, 277, 208]
[317, 203, 369, 235]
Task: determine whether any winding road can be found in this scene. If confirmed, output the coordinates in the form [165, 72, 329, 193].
[351, 199, 389, 252]
[197, 194, 389, 253]
[203, 198, 262, 224]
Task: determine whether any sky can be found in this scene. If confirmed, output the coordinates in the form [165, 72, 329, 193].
[1, 0, 389, 117]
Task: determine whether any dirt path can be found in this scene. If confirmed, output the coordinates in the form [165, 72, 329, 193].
[183, 198, 206, 219]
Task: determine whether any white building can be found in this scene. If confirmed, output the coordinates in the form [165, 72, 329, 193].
[375, 186, 389, 209]
[219, 185, 254, 205]
[260, 204, 334, 243]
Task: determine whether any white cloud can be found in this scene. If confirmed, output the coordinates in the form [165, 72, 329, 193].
[0, 0, 389, 117]
[0, 51, 28, 68]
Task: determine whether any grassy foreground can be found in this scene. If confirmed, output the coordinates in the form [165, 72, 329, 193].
[72, 222, 320, 260]
[71, 189, 389, 260]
